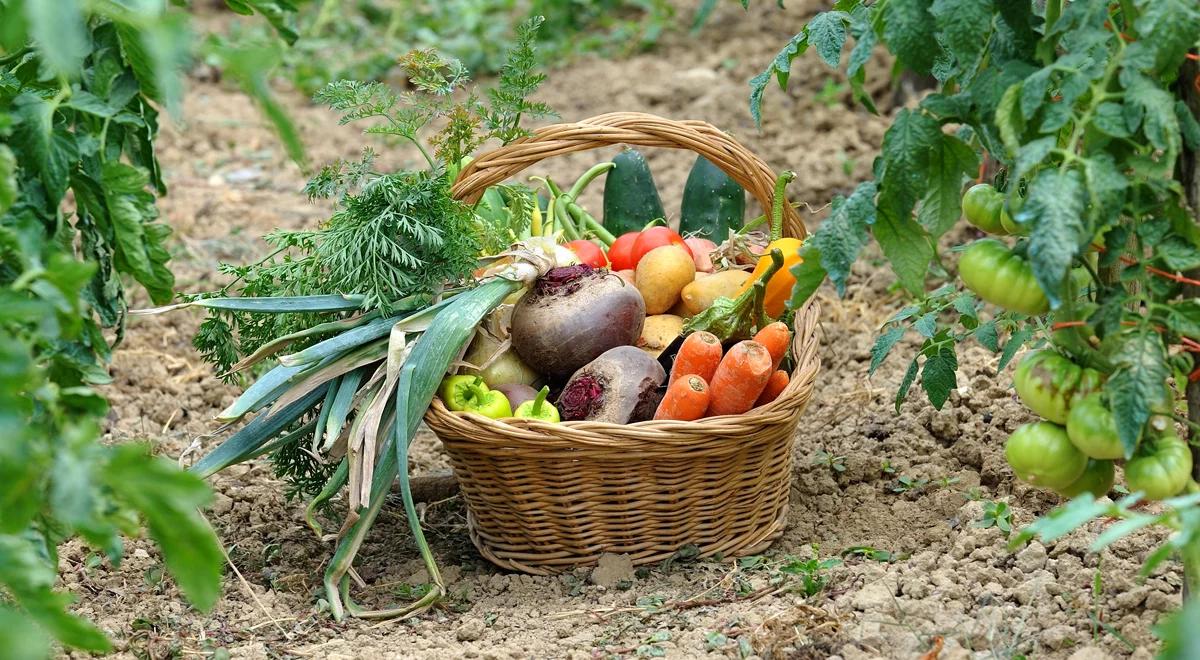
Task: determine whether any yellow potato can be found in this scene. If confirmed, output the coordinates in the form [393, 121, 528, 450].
[668, 297, 694, 318]
[680, 269, 752, 315]
[639, 314, 685, 357]
[635, 245, 696, 314]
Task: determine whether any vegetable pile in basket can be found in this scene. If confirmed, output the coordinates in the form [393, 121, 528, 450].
[144, 18, 806, 622]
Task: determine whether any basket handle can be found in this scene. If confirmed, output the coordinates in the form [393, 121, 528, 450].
[451, 112, 807, 240]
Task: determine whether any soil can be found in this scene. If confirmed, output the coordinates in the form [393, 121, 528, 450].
[77, 1, 1180, 659]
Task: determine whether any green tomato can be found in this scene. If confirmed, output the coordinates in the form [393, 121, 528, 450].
[1054, 458, 1115, 499]
[1125, 432, 1193, 500]
[1005, 421, 1088, 491]
[1013, 350, 1104, 425]
[998, 207, 1026, 235]
[1065, 393, 1126, 460]
[962, 184, 1010, 235]
[958, 239, 1049, 316]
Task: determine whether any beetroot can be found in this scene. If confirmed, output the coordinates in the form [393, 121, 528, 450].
[511, 265, 646, 379]
[557, 346, 665, 423]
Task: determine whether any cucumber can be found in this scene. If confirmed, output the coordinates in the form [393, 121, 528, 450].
[680, 155, 746, 238]
[602, 148, 666, 236]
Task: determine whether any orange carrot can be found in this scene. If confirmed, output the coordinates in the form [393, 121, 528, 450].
[706, 340, 773, 417]
[753, 321, 791, 371]
[754, 370, 790, 407]
[669, 331, 723, 385]
[654, 375, 711, 421]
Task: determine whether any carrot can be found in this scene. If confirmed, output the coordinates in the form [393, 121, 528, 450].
[706, 340, 773, 416]
[754, 370, 790, 407]
[654, 375, 710, 421]
[753, 321, 791, 371]
[668, 330, 722, 385]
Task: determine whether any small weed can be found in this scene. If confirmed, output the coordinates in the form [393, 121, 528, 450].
[880, 459, 896, 474]
[780, 554, 841, 597]
[841, 545, 899, 562]
[636, 630, 671, 657]
[636, 594, 666, 613]
[484, 611, 499, 626]
[962, 486, 986, 501]
[813, 450, 847, 473]
[975, 501, 1013, 537]
[892, 475, 930, 493]
[815, 78, 849, 107]
[840, 152, 857, 177]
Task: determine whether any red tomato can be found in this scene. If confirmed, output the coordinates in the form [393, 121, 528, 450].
[632, 227, 691, 266]
[607, 231, 641, 271]
[566, 240, 608, 269]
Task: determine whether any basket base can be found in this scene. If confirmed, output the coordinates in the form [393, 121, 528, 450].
[467, 504, 790, 575]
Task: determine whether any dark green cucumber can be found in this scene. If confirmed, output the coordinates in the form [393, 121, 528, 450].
[602, 148, 666, 236]
[680, 155, 745, 238]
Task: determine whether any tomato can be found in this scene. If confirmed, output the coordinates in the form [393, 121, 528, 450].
[1125, 432, 1193, 500]
[1013, 350, 1104, 425]
[999, 207, 1024, 235]
[566, 240, 608, 269]
[632, 227, 691, 266]
[962, 184, 1010, 235]
[1005, 421, 1088, 490]
[1054, 458, 1115, 499]
[1065, 394, 1126, 460]
[959, 240, 1049, 315]
[607, 232, 640, 271]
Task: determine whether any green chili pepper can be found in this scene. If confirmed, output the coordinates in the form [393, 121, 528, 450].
[514, 386, 560, 422]
[439, 376, 513, 418]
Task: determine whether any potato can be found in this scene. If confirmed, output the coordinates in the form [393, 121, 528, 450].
[635, 245, 696, 314]
[668, 297, 694, 318]
[681, 269, 752, 315]
[638, 314, 685, 357]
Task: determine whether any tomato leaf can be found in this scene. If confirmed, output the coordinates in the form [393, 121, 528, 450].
[1107, 332, 1168, 454]
[1130, 0, 1200, 76]
[917, 134, 979, 238]
[973, 320, 999, 352]
[997, 326, 1032, 372]
[870, 325, 906, 376]
[1023, 169, 1088, 308]
[806, 12, 849, 68]
[1009, 494, 1112, 549]
[895, 355, 920, 413]
[921, 341, 957, 409]
[874, 204, 933, 295]
[787, 245, 827, 311]
[880, 0, 941, 76]
[0, 535, 111, 652]
[812, 180, 876, 296]
[104, 445, 223, 612]
[929, 0, 991, 72]
[749, 29, 808, 126]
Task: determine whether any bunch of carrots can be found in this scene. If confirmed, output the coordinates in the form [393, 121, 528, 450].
[653, 322, 792, 421]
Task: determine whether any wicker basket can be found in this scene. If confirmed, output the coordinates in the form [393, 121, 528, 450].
[425, 112, 820, 575]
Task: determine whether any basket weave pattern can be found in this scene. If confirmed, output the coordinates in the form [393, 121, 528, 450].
[426, 112, 820, 574]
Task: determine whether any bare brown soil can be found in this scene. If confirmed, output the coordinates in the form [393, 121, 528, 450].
[79, 2, 1178, 658]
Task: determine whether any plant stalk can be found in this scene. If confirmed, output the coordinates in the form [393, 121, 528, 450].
[1178, 57, 1200, 601]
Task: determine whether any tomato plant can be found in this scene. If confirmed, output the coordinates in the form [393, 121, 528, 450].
[755, 0, 1200, 637]
[0, 1, 303, 655]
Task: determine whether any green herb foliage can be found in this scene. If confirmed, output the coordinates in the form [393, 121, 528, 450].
[192, 21, 554, 380]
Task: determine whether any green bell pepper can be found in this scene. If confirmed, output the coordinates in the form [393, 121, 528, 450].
[439, 375, 513, 419]
[514, 386, 560, 422]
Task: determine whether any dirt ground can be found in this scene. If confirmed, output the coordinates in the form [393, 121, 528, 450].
[77, 1, 1180, 658]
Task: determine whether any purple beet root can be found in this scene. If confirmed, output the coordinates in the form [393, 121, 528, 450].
[557, 346, 665, 423]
